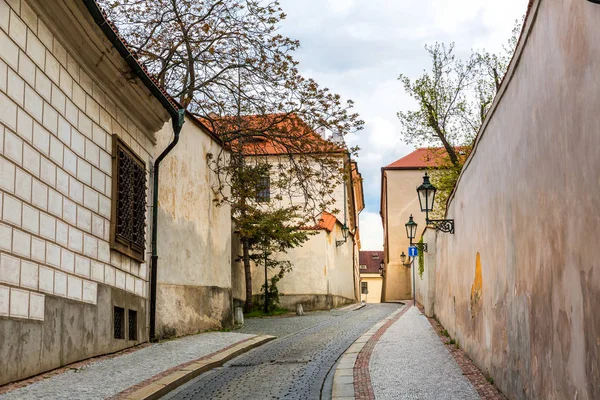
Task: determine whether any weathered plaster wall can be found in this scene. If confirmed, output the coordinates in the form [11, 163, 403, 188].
[414, 228, 436, 317]
[360, 274, 383, 304]
[230, 233, 246, 306]
[249, 226, 357, 311]
[0, 0, 157, 383]
[433, 1, 600, 399]
[382, 169, 426, 301]
[156, 117, 232, 338]
[231, 153, 360, 311]
[0, 285, 146, 385]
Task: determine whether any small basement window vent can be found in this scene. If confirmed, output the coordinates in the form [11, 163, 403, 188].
[114, 306, 125, 339]
[128, 309, 137, 341]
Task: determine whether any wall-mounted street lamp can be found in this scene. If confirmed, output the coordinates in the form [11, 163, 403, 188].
[405, 214, 418, 244]
[404, 215, 418, 305]
[417, 173, 454, 234]
[336, 224, 349, 247]
[400, 251, 412, 267]
[379, 261, 385, 277]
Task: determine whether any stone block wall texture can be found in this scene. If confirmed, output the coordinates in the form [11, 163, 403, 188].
[0, 0, 154, 384]
[432, 1, 600, 399]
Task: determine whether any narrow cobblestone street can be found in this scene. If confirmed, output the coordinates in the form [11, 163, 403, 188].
[161, 304, 401, 400]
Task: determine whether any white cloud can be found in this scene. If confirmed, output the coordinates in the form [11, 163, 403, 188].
[359, 211, 384, 251]
[278, 0, 527, 215]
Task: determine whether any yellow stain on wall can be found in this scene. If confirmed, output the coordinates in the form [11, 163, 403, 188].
[324, 265, 327, 276]
[470, 252, 483, 318]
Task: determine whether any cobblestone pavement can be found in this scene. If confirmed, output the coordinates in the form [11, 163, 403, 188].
[369, 306, 479, 400]
[0, 332, 255, 400]
[162, 303, 400, 400]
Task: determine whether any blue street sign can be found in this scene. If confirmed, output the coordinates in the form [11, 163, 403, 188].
[408, 246, 418, 257]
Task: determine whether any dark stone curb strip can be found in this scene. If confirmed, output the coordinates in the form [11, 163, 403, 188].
[331, 302, 410, 399]
[353, 302, 412, 400]
[112, 335, 275, 400]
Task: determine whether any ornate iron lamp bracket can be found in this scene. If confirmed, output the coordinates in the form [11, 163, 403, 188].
[427, 219, 454, 234]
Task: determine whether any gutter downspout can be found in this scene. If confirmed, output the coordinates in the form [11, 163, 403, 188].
[82, 0, 186, 342]
[150, 109, 185, 341]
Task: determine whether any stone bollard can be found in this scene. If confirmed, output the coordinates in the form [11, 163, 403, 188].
[234, 307, 244, 326]
[296, 303, 304, 316]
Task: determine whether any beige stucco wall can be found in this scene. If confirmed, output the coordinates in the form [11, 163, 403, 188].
[246, 154, 349, 224]
[414, 228, 436, 317]
[248, 225, 357, 310]
[231, 152, 360, 310]
[432, 1, 600, 399]
[155, 117, 232, 338]
[0, 0, 164, 384]
[382, 168, 427, 301]
[360, 274, 383, 304]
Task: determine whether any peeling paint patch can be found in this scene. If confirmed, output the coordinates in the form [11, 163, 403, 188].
[471, 252, 483, 319]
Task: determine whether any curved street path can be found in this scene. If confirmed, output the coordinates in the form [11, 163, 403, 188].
[161, 303, 400, 400]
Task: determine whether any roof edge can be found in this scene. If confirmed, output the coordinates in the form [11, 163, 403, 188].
[82, 0, 182, 124]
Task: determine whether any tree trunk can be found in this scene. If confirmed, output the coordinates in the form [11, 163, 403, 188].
[242, 237, 253, 313]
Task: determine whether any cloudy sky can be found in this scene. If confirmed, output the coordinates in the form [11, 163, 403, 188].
[278, 0, 528, 250]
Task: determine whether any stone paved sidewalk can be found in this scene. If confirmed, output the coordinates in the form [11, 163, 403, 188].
[370, 306, 480, 400]
[0, 331, 255, 400]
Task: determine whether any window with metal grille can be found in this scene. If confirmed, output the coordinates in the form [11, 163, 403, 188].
[128, 309, 137, 341]
[256, 175, 270, 202]
[111, 136, 147, 262]
[114, 306, 125, 339]
[361, 282, 368, 294]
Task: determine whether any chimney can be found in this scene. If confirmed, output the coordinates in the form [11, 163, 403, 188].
[330, 131, 345, 145]
[316, 127, 327, 140]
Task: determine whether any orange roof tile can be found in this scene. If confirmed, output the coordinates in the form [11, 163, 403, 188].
[384, 147, 469, 169]
[302, 211, 339, 232]
[206, 114, 345, 156]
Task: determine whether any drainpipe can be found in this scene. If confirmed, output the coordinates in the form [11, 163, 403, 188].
[82, 0, 186, 342]
[150, 109, 185, 341]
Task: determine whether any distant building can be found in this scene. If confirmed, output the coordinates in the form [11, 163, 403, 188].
[227, 115, 365, 311]
[359, 251, 384, 303]
[380, 148, 445, 301]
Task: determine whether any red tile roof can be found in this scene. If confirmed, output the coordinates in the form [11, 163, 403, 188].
[302, 211, 339, 232]
[206, 114, 345, 156]
[359, 251, 384, 274]
[384, 147, 469, 170]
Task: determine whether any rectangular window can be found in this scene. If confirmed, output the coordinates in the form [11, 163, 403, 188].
[371, 253, 379, 259]
[128, 309, 138, 341]
[359, 264, 367, 270]
[114, 306, 125, 339]
[256, 175, 270, 202]
[361, 281, 368, 294]
[111, 135, 147, 262]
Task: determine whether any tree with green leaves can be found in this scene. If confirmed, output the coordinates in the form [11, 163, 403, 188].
[101, 0, 363, 312]
[397, 19, 522, 217]
[240, 206, 314, 312]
